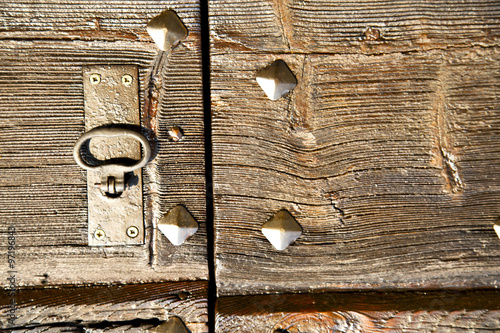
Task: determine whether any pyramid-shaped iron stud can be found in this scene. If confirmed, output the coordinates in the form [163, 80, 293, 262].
[147, 10, 188, 51]
[256, 59, 297, 100]
[494, 219, 500, 240]
[158, 205, 198, 246]
[158, 317, 190, 333]
[262, 209, 302, 251]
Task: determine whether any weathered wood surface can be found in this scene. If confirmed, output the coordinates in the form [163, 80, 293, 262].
[0, 1, 207, 286]
[216, 290, 500, 332]
[211, 47, 500, 295]
[209, 0, 500, 54]
[0, 281, 208, 332]
[9, 324, 208, 333]
[0, 0, 201, 42]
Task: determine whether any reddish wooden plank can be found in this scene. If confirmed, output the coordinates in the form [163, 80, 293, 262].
[0, 281, 208, 332]
[217, 290, 500, 332]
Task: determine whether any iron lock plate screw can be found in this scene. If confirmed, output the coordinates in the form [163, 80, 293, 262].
[89, 73, 101, 84]
[94, 229, 106, 240]
[122, 74, 133, 87]
[127, 226, 139, 238]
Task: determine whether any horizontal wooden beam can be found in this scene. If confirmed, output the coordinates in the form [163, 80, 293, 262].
[0, 281, 208, 332]
[217, 289, 500, 332]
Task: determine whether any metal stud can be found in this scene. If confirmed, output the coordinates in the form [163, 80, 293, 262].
[494, 220, 500, 240]
[256, 59, 297, 101]
[157, 317, 190, 333]
[146, 10, 188, 51]
[168, 126, 184, 142]
[262, 209, 302, 251]
[121, 74, 133, 87]
[364, 27, 381, 41]
[158, 205, 198, 246]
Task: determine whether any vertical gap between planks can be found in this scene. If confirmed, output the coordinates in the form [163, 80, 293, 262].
[199, 0, 216, 332]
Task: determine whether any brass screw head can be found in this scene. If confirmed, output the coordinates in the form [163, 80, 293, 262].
[122, 74, 133, 87]
[94, 229, 105, 240]
[89, 74, 101, 85]
[127, 226, 139, 238]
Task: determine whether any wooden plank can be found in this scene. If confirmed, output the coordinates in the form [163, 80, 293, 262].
[5, 245, 206, 287]
[0, 281, 208, 332]
[0, 1, 206, 285]
[0, 0, 201, 42]
[211, 48, 500, 295]
[216, 290, 500, 332]
[10, 324, 208, 333]
[209, 0, 500, 54]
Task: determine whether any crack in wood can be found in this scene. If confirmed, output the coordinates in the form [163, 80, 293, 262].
[431, 63, 464, 194]
[271, 0, 291, 51]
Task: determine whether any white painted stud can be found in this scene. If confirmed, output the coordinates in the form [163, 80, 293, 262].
[256, 59, 297, 100]
[262, 209, 302, 251]
[494, 220, 500, 240]
[158, 205, 198, 246]
[160, 317, 190, 333]
[147, 10, 188, 51]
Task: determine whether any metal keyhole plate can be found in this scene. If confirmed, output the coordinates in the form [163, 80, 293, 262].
[82, 65, 146, 246]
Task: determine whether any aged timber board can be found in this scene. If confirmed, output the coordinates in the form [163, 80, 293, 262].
[209, 0, 500, 55]
[0, 1, 207, 286]
[216, 290, 500, 332]
[0, 281, 208, 332]
[210, 11, 500, 295]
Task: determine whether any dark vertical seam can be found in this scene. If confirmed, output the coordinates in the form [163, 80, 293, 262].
[199, 0, 216, 332]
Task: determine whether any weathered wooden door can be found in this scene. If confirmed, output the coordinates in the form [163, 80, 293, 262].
[0, 1, 208, 331]
[1, 0, 500, 332]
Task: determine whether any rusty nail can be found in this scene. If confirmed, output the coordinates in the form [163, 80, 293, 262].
[364, 27, 381, 41]
[168, 126, 184, 142]
[146, 10, 188, 51]
[177, 291, 190, 300]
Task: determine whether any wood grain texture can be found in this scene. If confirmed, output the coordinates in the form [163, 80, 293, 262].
[211, 48, 500, 296]
[0, 0, 206, 285]
[0, 0, 201, 42]
[9, 324, 208, 333]
[216, 290, 500, 332]
[209, 0, 500, 54]
[0, 281, 208, 332]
